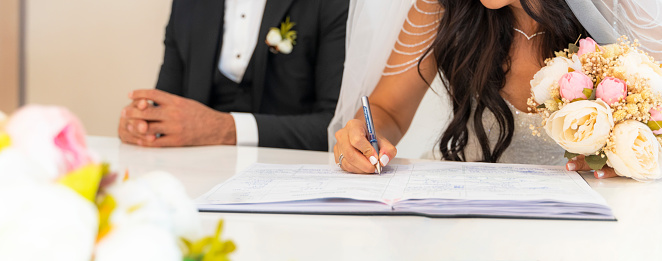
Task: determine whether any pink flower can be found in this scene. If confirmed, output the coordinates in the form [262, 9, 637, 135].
[559, 71, 594, 101]
[595, 77, 627, 105]
[650, 106, 662, 135]
[578, 37, 600, 57]
[5, 105, 93, 179]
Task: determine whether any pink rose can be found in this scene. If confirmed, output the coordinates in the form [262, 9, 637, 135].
[5, 105, 93, 179]
[559, 71, 594, 101]
[596, 77, 627, 105]
[650, 106, 662, 135]
[577, 37, 600, 57]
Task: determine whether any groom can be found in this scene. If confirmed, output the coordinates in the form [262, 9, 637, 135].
[118, 0, 348, 151]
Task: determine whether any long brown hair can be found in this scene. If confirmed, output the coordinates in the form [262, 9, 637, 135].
[423, 0, 588, 162]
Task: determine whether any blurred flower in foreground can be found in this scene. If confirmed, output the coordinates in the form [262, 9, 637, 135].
[0, 105, 235, 261]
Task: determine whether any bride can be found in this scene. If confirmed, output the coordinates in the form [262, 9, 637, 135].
[331, 0, 661, 176]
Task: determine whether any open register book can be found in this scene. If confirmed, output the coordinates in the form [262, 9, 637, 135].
[196, 162, 616, 221]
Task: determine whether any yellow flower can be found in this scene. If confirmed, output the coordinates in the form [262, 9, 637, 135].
[182, 220, 236, 261]
[58, 163, 105, 202]
[0, 132, 10, 152]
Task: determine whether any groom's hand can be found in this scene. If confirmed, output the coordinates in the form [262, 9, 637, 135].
[566, 155, 618, 179]
[119, 89, 237, 147]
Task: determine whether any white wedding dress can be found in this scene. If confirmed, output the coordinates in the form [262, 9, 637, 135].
[328, 0, 661, 165]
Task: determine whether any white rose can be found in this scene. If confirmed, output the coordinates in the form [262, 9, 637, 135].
[277, 40, 293, 54]
[106, 171, 201, 240]
[0, 183, 98, 261]
[530, 57, 574, 104]
[619, 51, 662, 95]
[544, 99, 614, 155]
[95, 224, 181, 261]
[266, 28, 282, 46]
[605, 120, 662, 181]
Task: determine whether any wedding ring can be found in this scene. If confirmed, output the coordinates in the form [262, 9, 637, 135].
[337, 154, 345, 168]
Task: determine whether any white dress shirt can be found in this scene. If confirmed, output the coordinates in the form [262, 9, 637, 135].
[219, 0, 267, 146]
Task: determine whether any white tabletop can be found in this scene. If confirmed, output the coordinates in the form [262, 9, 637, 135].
[88, 136, 662, 261]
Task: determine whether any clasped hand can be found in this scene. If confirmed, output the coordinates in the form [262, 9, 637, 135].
[333, 119, 397, 174]
[118, 89, 236, 147]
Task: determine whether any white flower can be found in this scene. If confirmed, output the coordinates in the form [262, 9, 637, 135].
[0, 183, 98, 261]
[605, 120, 662, 181]
[95, 224, 181, 261]
[530, 57, 574, 104]
[277, 40, 293, 54]
[619, 51, 662, 95]
[544, 99, 614, 155]
[266, 28, 282, 46]
[106, 171, 201, 240]
[0, 148, 53, 184]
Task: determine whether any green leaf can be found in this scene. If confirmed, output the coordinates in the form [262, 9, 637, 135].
[584, 154, 608, 170]
[568, 43, 579, 54]
[582, 88, 593, 99]
[536, 104, 546, 109]
[564, 151, 580, 160]
[647, 120, 662, 131]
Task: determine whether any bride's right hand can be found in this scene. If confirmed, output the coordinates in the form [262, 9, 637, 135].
[333, 119, 397, 174]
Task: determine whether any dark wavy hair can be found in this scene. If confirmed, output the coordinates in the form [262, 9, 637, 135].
[421, 0, 589, 162]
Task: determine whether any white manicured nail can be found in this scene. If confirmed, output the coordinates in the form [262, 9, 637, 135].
[567, 163, 576, 171]
[596, 170, 605, 178]
[369, 156, 378, 165]
[380, 155, 390, 166]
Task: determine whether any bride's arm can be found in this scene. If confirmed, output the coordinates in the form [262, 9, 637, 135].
[334, 0, 443, 173]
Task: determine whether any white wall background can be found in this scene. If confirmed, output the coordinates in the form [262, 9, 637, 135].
[26, 0, 171, 136]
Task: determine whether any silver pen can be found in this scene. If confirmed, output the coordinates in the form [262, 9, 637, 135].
[361, 96, 381, 174]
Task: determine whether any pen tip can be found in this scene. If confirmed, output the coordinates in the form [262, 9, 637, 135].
[376, 164, 382, 174]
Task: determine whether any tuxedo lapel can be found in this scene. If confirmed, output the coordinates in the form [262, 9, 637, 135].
[251, 0, 295, 112]
[187, 0, 224, 105]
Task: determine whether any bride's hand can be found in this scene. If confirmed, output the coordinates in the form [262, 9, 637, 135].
[566, 155, 618, 179]
[333, 119, 397, 174]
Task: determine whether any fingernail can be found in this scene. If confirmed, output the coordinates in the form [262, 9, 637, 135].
[596, 170, 604, 178]
[567, 163, 576, 171]
[380, 155, 390, 166]
[369, 156, 378, 165]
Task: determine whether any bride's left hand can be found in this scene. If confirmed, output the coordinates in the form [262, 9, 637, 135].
[566, 155, 618, 179]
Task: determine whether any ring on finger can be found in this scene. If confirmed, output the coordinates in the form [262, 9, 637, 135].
[337, 154, 345, 167]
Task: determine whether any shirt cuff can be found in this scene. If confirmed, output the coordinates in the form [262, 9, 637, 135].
[230, 112, 259, 146]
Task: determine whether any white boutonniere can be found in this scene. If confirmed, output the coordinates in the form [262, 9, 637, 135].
[266, 16, 297, 54]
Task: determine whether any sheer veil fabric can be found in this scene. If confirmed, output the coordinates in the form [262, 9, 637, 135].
[566, 0, 662, 61]
[327, 0, 415, 151]
[329, 0, 662, 160]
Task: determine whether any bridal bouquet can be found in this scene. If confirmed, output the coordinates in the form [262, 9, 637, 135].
[529, 36, 662, 182]
[0, 106, 235, 261]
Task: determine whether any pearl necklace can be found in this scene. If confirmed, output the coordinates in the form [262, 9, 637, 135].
[513, 28, 545, 40]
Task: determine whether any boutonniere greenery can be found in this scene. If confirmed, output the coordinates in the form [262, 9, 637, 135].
[266, 16, 297, 54]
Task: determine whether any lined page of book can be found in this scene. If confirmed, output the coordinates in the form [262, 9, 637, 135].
[197, 162, 614, 220]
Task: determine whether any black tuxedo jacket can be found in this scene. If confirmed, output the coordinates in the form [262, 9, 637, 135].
[155, 0, 348, 151]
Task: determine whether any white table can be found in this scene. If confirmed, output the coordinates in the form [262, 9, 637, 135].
[88, 136, 662, 261]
